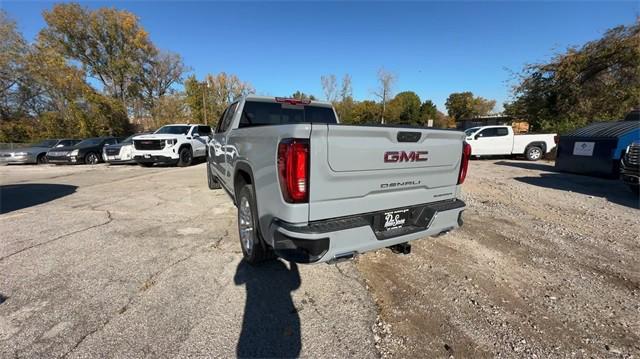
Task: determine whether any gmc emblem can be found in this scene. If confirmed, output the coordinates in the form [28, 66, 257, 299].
[384, 151, 429, 163]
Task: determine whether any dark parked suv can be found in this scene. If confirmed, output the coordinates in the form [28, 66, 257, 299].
[47, 137, 122, 165]
[620, 141, 640, 195]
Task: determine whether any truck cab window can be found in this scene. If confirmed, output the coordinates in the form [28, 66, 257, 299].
[477, 128, 498, 138]
[239, 101, 337, 128]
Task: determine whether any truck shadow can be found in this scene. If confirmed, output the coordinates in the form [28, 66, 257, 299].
[0, 183, 77, 214]
[234, 259, 301, 358]
[514, 174, 639, 209]
[494, 160, 558, 172]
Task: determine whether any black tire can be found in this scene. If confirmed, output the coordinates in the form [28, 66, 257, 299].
[525, 146, 543, 161]
[84, 152, 100, 165]
[206, 160, 221, 189]
[237, 183, 274, 264]
[138, 162, 154, 167]
[36, 153, 47, 165]
[177, 147, 192, 167]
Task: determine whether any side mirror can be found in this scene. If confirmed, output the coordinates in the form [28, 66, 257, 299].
[192, 133, 200, 138]
[474, 134, 480, 140]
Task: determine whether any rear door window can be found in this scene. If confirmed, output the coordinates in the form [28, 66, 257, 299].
[239, 101, 337, 128]
[220, 102, 238, 133]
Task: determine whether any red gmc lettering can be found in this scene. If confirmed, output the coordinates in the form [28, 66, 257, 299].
[384, 151, 428, 163]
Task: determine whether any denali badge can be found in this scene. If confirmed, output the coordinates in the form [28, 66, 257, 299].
[380, 180, 421, 189]
[384, 151, 428, 162]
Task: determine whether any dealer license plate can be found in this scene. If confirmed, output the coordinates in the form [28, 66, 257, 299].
[379, 208, 410, 231]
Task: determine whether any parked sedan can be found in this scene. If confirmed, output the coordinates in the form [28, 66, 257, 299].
[47, 137, 122, 165]
[103, 134, 144, 164]
[0, 139, 81, 165]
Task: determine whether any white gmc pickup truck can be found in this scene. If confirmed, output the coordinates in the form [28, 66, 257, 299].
[132, 124, 212, 167]
[464, 125, 556, 161]
[206, 96, 471, 265]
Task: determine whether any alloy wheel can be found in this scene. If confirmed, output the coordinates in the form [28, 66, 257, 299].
[239, 196, 254, 255]
[87, 153, 99, 164]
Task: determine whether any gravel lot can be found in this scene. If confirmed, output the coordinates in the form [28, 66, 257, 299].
[359, 160, 639, 358]
[1, 159, 638, 358]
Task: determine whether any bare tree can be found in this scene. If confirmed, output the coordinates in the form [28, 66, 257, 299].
[141, 50, 189, 122]
[142, 51, 188, 100]
[373, 68, 396, 124]
[320, 74, 337, 102]
[339, 74, 352, 101]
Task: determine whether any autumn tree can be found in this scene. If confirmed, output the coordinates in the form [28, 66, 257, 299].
[184, 75, 204, 123]
[445, 91, 495, 120]
[387, 91, 421, 125]
[185, 73, 254, 126]
[26, 44, 129, 138]
[39, 3, 156, 110]
[349, 100, 381, 125]
[0, 11, 37, 122]
[205, 72, 254, 122]
[150, 94, 190, 127]
[419, 100, 438, 124]
[505, 20, 640, 132]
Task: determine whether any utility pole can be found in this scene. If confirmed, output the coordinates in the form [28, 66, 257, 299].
[202, 80, 207, 125]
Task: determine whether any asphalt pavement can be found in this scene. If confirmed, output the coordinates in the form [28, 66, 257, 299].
[0, 163, 378, 358]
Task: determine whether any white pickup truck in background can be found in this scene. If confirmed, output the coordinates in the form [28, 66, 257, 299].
[464, 125, 557, 161]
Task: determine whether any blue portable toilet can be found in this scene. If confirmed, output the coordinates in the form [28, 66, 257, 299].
[555, 111, 640, 178]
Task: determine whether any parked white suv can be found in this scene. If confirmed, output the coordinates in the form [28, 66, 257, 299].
[132, 124, 212, 167]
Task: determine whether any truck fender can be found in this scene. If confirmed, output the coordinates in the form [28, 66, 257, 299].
[234, 161, 255, 205]
[525, 141, 547, 153]
[233, 162, 271, 249]
[178, 143, 192, 153]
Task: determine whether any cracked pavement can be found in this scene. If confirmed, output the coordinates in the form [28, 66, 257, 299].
[0, 163, 377, 358]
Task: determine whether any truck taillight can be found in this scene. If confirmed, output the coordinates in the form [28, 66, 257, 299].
[458, 142, 471, 185]
[278, 138, 309, 203]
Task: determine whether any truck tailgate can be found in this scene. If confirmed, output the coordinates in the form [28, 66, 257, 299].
[309, 124, 465, 221]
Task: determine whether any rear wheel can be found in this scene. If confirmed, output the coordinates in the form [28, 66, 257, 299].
[237, 183, 274, 264]
[36, 153, 47, 165]
[85, 152, 100, 165]
[206, 160, 221, 189]
[177, 147, 192, 167]
[525, 146, 543, 161]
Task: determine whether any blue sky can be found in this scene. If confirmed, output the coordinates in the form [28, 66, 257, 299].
[3, 1, 638, 112]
